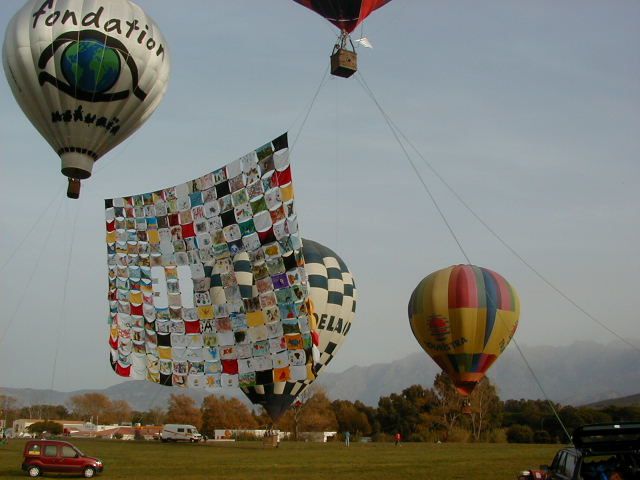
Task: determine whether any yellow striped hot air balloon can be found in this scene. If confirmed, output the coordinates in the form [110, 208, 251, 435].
[408, 264, 519, 396]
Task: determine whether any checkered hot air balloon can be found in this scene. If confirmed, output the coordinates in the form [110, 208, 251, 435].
[408, 265, 520, 396]
[241, 239, 357, 422]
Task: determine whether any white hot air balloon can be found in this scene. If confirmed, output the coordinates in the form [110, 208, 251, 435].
[303, 239, 357, 376]
[3, 0, 171, 198]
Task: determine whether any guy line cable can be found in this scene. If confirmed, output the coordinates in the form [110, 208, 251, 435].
[354, 69, 573, 442]
[0, 185, 65, 275]
[354, 72, 471, 264]
[356, 70, 639, 355]
[290, 64, 331, 155]
[49, 195, 83, 400]
[0, 192, 65, 348]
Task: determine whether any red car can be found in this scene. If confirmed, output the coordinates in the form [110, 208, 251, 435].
[22, 440, 104, 478]
[517, 470, 549, 480]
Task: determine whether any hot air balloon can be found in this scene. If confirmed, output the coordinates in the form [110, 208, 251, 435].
[293, 0, 392, 34]
[242, 238, 357, 422]
[292, 0, 393, 77]
[3, 0, 171, 198]
[408, 264, 519, 396]
[304, 239, 357, 377]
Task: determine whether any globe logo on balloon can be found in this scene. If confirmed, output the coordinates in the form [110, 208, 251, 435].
[61, 40, 121, 94]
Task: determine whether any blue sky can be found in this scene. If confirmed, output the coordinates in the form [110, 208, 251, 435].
[1, 0, 638, 392]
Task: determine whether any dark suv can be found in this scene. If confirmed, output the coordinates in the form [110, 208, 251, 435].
[22, 440, 104, 478]
[518, 422, 640, 480]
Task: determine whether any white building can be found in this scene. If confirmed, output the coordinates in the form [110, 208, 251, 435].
[12, 419, 101, 437]
[12, 419, 41, 437]
[299, 431, 337, 443]
[211, 429, 335, 442]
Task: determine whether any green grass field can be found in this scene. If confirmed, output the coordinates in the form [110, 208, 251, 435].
[0, 439, 560, 479]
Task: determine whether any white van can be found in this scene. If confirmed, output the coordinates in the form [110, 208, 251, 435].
[160, 424, 203, 443]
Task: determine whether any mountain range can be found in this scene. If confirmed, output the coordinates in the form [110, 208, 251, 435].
[2, 340, 638, 411]
[316, 340, 640, 406]
[586, 393, 640, 408]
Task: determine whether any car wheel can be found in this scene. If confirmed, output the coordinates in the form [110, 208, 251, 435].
[83, 467, 95, 478]
[27, 465, 41, 477]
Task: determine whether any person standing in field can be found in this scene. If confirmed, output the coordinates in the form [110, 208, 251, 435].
[344, 431, 350, 447]
[394, 432, 401, 446]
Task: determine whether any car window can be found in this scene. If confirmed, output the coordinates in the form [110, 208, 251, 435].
[564, 453, 576, 478]
[61, 446, 77, 458]
[27, 444, 41, 455]
[557, 453, 567, 475]
[187, 429, 192, 434]
[43, 445, 57, 457]
[553, 452, 565, 472]
[552, 452, 564, 471]
[556, 452, 575, 478]
[178, 428, 184, 433]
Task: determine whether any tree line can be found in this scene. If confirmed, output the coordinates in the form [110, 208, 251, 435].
[2, 374, 638, 443]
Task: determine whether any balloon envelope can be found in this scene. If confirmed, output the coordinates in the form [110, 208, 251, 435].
[3, 0, 170, 184]
[408, 264, 519, 396]
[242, 238, 357, 422]
[292, 0, 393, 34]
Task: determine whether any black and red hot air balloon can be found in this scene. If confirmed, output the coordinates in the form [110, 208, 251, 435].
[292, 0, 393, 77]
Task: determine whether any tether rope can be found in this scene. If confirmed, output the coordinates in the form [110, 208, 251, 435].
[90, 140, 132, 178]
[359, 75, 639, 355]
[354, 73, 472, 264]
[290, 65, 331, 154]
[357, 71, 639, 354]
[509, 334, 572, 443]
[334, 77, 340, 250]
[0, 185, 65, 275]
[0, 192, 65, 348]
[354, 69, 573, 442]
[49, 198, 82, 399]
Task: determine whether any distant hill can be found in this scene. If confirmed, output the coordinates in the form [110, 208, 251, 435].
[0, 381, 247, 412]
[585, 393, 640, 408]
[2, 340, 638, 410]
[315, 340, 640, 406]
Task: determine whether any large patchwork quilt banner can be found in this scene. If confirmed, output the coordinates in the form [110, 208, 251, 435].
[105, 133, 319, 390]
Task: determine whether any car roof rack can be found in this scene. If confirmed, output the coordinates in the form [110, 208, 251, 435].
[572, 422, 640, 453]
